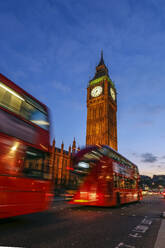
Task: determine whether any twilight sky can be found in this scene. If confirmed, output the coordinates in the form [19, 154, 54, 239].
[0, 0, 165, 177]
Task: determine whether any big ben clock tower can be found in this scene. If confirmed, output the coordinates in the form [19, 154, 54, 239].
[86, 51, 118, 151]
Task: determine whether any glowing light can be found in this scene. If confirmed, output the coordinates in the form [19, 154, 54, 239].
[27, 151, 37, 156]
[31, 120, 49, 125]
[74, 199, 89, 203]
[0, 82, 24, 101]
[78, 162, 89, 168]
[40, 144, 48, 150]
[66, 167, 74, 171]
[89, 192, 97, 201]
[11, 143, 19, 151]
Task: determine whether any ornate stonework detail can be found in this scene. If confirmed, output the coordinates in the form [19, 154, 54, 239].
[86, 52, 118, 151]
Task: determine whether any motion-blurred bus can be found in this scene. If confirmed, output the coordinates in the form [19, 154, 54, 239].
[0, 73, 53, 218]
[161, 191, 165, 198]
[70, 145, 142, 206]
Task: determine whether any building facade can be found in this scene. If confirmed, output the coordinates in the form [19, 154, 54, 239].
[51, 138, 78, 190]
[86, 52, 118, 150]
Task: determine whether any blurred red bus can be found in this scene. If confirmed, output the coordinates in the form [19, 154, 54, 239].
[162, 191, 165, 198]
[70, 145, 142, 206]
[0, 73, 53, 218]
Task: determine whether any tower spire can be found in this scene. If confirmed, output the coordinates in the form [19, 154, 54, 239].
[72, 137, 76, 154]
[89, 50, 109, 83]
[98, 50, 105, 66]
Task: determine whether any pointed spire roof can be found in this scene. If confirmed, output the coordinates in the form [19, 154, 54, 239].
[72, 137, 76, 153]
[72, 137, 76, 147]
[89, 50, 109, 83]
[98, 50, 105, 66]
[52, 138, 55, 146]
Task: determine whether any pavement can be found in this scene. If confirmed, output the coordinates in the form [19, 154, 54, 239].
[154, 219, 165, 248]
[0, 195, 164, 248]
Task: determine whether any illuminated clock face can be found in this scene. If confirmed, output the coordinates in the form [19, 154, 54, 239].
[110, 88, 115, 101]
[91, 86, 103, 97]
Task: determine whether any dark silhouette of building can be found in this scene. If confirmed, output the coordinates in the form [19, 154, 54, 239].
[140, 175, 165, 189]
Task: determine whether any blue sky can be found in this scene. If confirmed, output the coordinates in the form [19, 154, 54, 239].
[0, 0, 165, 177]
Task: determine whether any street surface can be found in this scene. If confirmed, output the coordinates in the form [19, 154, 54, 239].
[0, 195, 164, 248]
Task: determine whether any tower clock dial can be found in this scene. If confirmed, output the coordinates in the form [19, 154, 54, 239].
[91, 86, 103, 97]
[110, 88, 115, 101]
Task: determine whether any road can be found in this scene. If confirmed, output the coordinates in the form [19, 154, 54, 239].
[0, 195, 164, 248]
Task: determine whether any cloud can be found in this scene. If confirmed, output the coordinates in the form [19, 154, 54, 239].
[52, 80, 71, 93]
[141, 153, 157, 163]
[143, 105, 165, 115]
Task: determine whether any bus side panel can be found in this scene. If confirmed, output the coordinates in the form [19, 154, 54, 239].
[71, 163, 100, 205]
[71, 159, 116, 207]
[0, 134, 53, 218]
[100, 158, 117, 207]
[113, 188, 140, 206]
[0, 175, 52, 219]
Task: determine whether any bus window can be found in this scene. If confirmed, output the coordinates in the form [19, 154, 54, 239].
[74, 160, 95, 175]
[119, 176, 125, 189]
[23, 147, 50, 179]
[21, 101, 49, 130]
[125, 178, 130, 189]
[130, 179, 136, 189]
[0, 82, 22, 115]
[113, 175, 118, 188]
[30, 110, 49, 130]
[0, 81, 49, 131]
[83, 151, 101, 161]
[98, 147, 109, 156]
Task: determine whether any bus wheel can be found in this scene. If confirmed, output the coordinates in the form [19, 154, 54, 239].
[116, 193, 121, 207]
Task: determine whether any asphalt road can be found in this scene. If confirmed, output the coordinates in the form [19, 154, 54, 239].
[0, 195, 164, 248]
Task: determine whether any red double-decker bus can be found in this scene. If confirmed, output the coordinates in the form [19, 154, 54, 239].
[70, 145, 142, 206]
[0, 73, 54, 218]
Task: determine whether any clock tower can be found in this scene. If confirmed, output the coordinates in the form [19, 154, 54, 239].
[86, 51, 118, 151]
